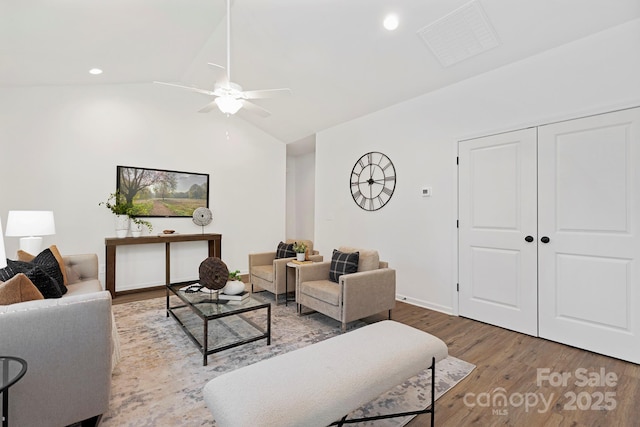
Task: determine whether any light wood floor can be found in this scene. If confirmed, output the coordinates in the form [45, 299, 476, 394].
[115, 291, 640, 426]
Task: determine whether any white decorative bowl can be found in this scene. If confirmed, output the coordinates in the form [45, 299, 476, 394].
[223, 280, 245, 295]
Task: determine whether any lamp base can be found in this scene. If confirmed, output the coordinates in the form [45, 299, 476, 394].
[19, 237, 43, 255]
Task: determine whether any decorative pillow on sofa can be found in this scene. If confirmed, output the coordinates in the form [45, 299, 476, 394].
[329, 249, 360, 283]
[31, 249, 67, 295]
[17, 245, 69, 286]
[0, 273, 44, 304]
[0, 258, 65, 299]
[275, 241, 296, 259]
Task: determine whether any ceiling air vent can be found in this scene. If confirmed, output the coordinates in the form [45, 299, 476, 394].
[417, 0, 499, 67]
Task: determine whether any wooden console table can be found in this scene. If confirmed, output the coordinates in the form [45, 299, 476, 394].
[105, 233, 222, 298]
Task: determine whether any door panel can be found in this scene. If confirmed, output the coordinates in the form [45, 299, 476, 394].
[555, 125, 629, 232]
[470, 247, 521, 308]
[538, 107, 640, 363]
[556, 253, 630, 330]
[459, 128, 538, 336]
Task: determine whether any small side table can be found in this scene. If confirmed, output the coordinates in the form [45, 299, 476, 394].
[286, 261, 313, 309]
[1, 356, 27, 427]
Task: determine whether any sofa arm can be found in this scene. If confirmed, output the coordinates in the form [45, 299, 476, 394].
[298, 261, 332, 283]
[0, 291, 113, 427]
[273, 257, 295, 283]
[342, 268, 396, 323]
[308, 254, 324, 262]
[248, 251, 277, 268]
[63, 253, 99, 284]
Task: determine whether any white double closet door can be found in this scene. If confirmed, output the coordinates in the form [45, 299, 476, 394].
[458, 107, 640, 363]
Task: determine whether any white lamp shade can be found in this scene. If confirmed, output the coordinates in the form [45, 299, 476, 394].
[0, 218, 6, 269]
[5, 210, 56, 237]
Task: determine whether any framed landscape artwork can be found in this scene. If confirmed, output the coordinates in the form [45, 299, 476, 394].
[116, 166, 209, 218]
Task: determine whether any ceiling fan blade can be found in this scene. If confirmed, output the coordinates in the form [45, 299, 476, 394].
[154, 81, 214, 96]
[207, 62, 229, 84]
[242, 88, 292, 100]
[198, 100, 220, 113]
[207, 62, 225, 71]
[241, 100, 271, 117]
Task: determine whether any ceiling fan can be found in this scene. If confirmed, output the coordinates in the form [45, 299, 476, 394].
[154, 0, 291, 117]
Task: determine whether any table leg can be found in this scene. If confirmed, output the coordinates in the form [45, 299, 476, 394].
[165, 242, 171, 287]
[267, 304, 271, 345]
[2, 389, 8, 427]
[166, 286, 170, 318]
[2, 359, 8, 427]
[285, 266, 289, 307]
[203, 318, 209, 366]
[105, 245, 116, 298]
[208, 238, 221, 258]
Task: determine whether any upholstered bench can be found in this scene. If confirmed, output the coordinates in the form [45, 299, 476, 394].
[203, 320, 448, 427]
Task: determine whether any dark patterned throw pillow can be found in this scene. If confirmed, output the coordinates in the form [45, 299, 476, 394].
[31, 248, 67, 296]
[275, 241, 296, 259]
[0, 258, 65, 299]
[329, 249, 359, 283]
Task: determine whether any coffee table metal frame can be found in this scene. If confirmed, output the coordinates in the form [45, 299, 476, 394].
[1, 356, 27, 427]
[166, 282, 271, 366]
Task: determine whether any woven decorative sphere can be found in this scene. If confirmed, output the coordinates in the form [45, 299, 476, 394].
[199, 257, 229, 290]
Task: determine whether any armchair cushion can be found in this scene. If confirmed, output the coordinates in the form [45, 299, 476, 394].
[251, 265, 274, 282]
[276, 241, 296, 259]
[338, 246, 379, 272]
[329, 249, 359, 283]
[300, 280, 341, 306]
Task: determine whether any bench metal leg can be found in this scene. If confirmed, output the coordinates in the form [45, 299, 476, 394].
[328, 356, 437, 426]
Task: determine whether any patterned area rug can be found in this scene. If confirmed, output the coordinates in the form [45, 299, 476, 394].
[103, 293, 474, 426]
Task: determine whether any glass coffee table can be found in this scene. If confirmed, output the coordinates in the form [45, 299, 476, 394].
[167, 283, 271, 366]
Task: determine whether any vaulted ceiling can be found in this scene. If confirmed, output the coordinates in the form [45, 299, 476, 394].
[2, 0, 639, 145]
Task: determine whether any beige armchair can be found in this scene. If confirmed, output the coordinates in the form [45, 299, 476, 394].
[249, 239, 322, 304]
[296, 247, 396, 331]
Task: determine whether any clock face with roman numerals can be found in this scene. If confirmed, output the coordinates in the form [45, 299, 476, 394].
[350, 152, 396, 211]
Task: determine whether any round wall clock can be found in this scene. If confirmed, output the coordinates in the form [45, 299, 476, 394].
[350, 151, 396, 211]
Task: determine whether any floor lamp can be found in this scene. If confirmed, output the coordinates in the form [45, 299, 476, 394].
[0, 218, 7, 268]
[5, 211, 56, 255]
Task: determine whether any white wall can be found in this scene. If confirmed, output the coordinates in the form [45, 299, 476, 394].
[0, 83, 286, 290]
[315, 19, 640, 314]
[286, 151, 316, 241]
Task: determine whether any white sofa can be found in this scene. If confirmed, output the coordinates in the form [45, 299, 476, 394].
[0, 254, 113, 427]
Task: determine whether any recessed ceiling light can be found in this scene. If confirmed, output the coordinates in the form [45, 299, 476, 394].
[383, 14, 399, 31]
[89, 68, 103, 75]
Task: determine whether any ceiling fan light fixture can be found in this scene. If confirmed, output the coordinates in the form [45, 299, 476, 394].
[383, 13, 399, 31]
[215, 95, 243, 115]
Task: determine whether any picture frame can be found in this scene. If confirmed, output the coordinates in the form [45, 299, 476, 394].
[116, 165, 209, 218]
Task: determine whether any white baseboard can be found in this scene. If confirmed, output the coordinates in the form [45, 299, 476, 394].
[395, 295, 454, 316]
